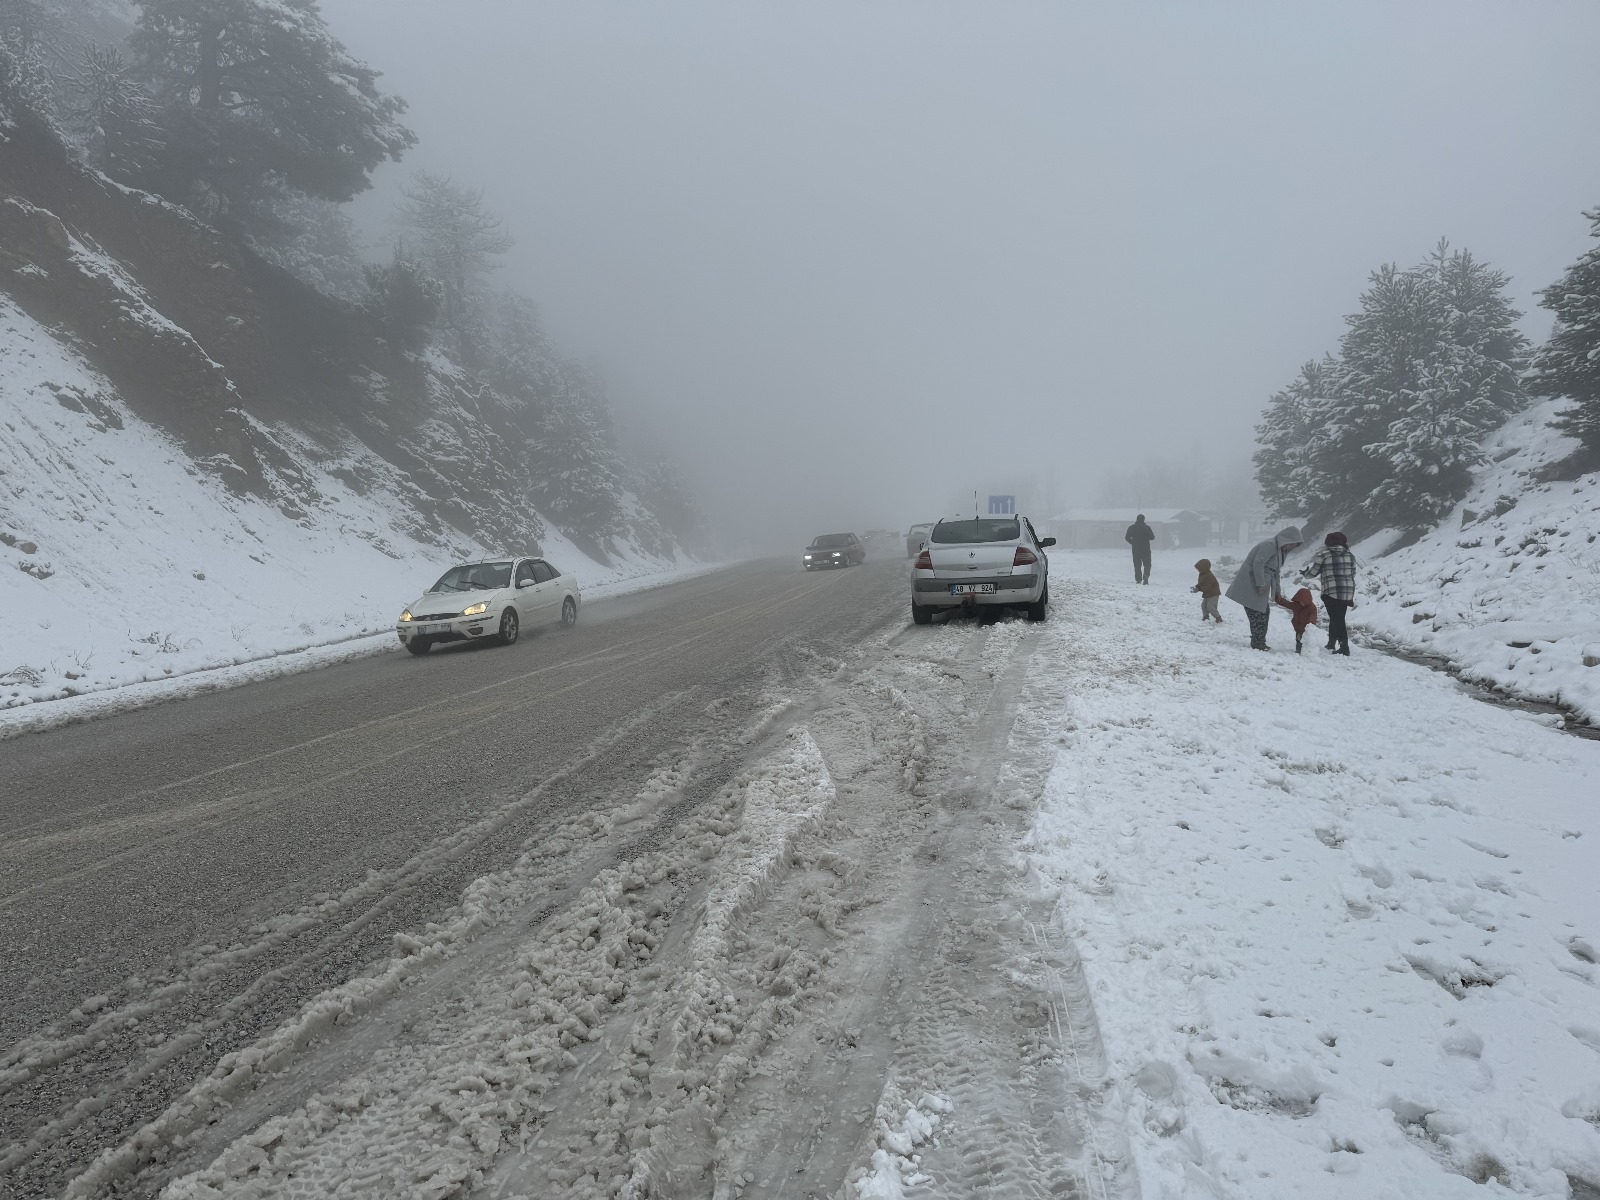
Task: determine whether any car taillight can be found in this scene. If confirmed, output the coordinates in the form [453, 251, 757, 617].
[914, 550, 933, 570]
[1013, 546, 1038, 567]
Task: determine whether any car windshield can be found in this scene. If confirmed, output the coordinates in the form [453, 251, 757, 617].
[810, 534, 853, 547]
[930, 519, 1021, 544]
[429, 561, 513, 592]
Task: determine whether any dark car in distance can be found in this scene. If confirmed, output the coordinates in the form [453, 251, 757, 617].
[803, 532, 866, 569]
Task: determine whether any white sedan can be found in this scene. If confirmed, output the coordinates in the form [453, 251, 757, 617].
[397, 556, 581, 655]
[910, 515, 1055, 623]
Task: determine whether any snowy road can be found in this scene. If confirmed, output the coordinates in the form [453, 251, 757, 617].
[6, 551, 1597, 1200]
[0, 560, 917, 1197]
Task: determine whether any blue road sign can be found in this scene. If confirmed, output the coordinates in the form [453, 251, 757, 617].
[988, 495, 1015, 515]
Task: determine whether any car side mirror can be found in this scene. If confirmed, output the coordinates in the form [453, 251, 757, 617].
[1040, 537, 1056, 548]
[517, 578, 534, 588]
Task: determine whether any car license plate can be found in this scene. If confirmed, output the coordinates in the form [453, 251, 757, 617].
[419, 623, 447, 635]
[950, 583, 996, 594]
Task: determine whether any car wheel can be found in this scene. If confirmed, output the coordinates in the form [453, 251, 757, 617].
[911, 602, 933, 625]
[406, 637, 431, 656]
[1026, 585, 1049, 622]
[498, 608, 519, 645]
[561, 596, 578, 628]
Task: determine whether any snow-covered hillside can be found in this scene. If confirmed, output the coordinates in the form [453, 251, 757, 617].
[1350, 398, 1600, 725]
[0, 296, 699, 713]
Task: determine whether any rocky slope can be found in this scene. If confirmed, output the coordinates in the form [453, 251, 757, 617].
[0, 110, 693, 709]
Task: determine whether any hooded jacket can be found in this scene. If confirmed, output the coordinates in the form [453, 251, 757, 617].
[1275, 587, 1319, 635]
[1225, 526, 1303, 612]
[1193, 559, 1220, 598]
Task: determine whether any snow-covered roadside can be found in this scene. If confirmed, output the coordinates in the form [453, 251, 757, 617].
[1027, 549, 1600, 1198]
[0, 556, 724, 741]
[0, 295, 714, 728]
[1346, 401, 1600, 726]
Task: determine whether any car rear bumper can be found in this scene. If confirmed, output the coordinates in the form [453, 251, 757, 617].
[912, 574, 1042, 606]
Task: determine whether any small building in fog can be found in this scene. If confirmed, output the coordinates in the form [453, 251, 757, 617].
[1045, 508, 1210, 550]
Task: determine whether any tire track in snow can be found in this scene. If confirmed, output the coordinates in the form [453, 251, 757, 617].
[23, 567, 906, 1199]
[50, 588, 1122, 1200]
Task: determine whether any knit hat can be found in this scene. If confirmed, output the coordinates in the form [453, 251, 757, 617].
[1325, 531, 1348, 546]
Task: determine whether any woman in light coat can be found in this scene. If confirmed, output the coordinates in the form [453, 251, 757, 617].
[1225, 526, 1303, 650]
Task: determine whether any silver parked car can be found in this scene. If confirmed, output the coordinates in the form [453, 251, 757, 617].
[397, 556, 581, 655]
[909, 516, 1055, 624]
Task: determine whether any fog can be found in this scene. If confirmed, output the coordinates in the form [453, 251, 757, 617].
[321, 0, 1600, 549]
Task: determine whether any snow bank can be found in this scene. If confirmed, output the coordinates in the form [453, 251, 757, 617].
[1348, 399, 1600, 725]
[1028, 551, 1600, 1198]
[0, 296, 707, 725]
[854, 1090, 949, 1199]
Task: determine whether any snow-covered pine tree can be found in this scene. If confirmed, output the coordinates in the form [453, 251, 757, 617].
[1309, 243, 1528, 531]
[481, 290, 561, 426]
[1360, 245, 1529, 524]
[249, 188, 367, 301]
[1363, 342, 1504, 524]
[1255, 242, 1529, 533]
[1432, 242, 1529, 425]
[61, 42, 163, 176]
[362, 251, 441, 351]
[0, 0, 60, 132]
[394, 171, 513, 324]
[128, 0, 414, 224]
[533, 370, 627, 545]
[1321, 261, 1439, 520]
[1254, 356, 1339, 520]
[635, 459, 703, 553]
[1532, 208, 1600, 454]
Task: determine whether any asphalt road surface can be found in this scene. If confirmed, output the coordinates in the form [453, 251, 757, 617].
[0, 557, 909, 1198]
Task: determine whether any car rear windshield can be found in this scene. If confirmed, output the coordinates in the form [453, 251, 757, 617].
[811, 534, 853, 547]
[430, 561, 513, 592]
[930, 519, 1021, 544]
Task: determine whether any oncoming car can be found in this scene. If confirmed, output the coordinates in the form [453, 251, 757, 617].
[803, 532, 866, 569]
[397, 556, 580, 655]
[910, 515, 1055, 624]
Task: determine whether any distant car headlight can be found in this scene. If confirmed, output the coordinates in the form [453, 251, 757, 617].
[399, 610, 412, 622]
[462, 602, 489, 617]
[804, 553, 813, 559]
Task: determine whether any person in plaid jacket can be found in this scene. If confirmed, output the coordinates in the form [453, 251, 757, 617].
[1301, 531, 1357, 655]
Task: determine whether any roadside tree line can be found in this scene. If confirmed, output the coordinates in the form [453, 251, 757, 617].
[1255, 218, 1600, 536]
[0, 0, 703, 552]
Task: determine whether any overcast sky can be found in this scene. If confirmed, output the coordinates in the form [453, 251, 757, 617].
[322, 0, 1600, 546]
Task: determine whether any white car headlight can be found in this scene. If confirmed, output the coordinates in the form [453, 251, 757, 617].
[462, 602, 489, 617]
[399, 609, 413, 622]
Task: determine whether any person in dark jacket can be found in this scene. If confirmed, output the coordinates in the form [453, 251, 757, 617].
[1125, 514, 1155, 584]
[1301, 531, 1358, 655]
[1225, 526, 1303, 650]
[1192, 559, 1222, 623]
